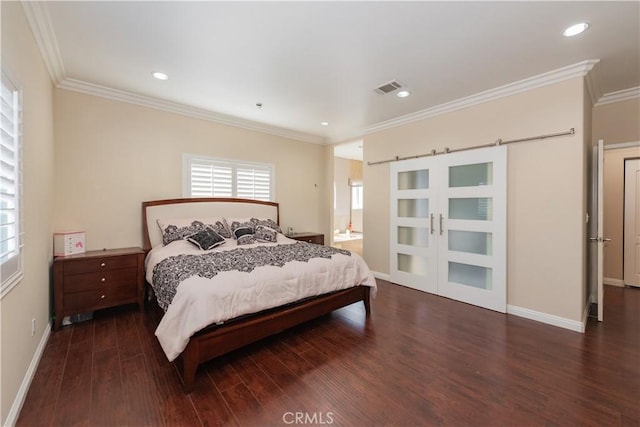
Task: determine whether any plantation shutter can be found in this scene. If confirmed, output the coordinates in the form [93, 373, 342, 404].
[185, 155, 273, 201]
[236, 164, 271, 201]
[189, 159, 233, 197]
[1, 71, 23, 293]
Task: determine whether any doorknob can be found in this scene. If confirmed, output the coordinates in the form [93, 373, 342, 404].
[589, 237, 612, 242]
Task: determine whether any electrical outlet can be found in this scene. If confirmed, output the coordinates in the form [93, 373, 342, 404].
[31, 318, 36, 337]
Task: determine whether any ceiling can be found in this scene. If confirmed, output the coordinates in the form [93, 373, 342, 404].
[31, 1, 640, 144]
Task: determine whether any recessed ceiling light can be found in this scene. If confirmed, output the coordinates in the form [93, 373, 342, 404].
[152, 71, 169, 80]
[320, 121, 329, 126]
[396, 90, 411, 98]
[563, 22, 589, 37]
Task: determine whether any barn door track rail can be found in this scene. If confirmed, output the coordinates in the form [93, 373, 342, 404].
[367, 128, 575, 166]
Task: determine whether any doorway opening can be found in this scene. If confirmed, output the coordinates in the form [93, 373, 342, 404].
[333, 141, 363, 256]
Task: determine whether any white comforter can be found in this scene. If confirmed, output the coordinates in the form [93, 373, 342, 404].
[145, 234, 376, 361]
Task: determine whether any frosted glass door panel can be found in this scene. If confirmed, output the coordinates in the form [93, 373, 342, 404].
[448, 230, 492, 255]
[398, 253, 429, 276]
[449, 162, 493, 187]
[398, 170, 429, 190]
[398, 226, 430, 247]
[398, 199, 429, 218]
[448, 262, 492, 290]
[449, 198, 492, 220]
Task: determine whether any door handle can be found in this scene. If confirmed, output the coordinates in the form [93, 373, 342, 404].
[430, 214, 434, 234]
[439, 214, 444, 236]
[589, 237, 612, 242]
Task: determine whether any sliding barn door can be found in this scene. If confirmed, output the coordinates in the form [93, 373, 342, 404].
[390, 146, 507, 313]
[437, 147, 507, 312]
[390, 158, 438, 293]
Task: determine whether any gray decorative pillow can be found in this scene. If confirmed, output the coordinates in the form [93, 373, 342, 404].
[228, 220, 255, 236]
[251, 218, 282, 234]
[211, 220, 231, 239]
[233, 226, 254, 239]
[237, 234, 258, 245]
[186, 228, 226, 250]
[161, 220, 208, 245]
[254, 225, 278, 243]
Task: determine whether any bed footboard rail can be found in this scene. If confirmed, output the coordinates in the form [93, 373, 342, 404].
[178, 285, 371, 392]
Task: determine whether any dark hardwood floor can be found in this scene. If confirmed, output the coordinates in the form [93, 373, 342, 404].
[17, 280, 639, 426]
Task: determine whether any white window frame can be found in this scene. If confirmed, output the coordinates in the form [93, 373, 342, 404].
[1, 69, 23, 298]
[351, 183, 363, 210]
[182, 153, 275, 202]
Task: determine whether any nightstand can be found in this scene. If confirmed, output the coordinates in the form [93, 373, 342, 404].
[53, 247, 145, 330]
[289, 232, 324, 245]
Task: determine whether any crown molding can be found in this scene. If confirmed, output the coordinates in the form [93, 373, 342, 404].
[21, 0, 326, 145]
[21, 0, 65, 84]
[19, 4, 610, 146]
[57, 78, 327, 144]
[595, 86, 640, 107]
[584, 60, 602, 106]
[362, 60, 601, 138]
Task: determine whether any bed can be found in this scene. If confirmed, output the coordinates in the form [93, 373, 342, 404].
[142, 197, 376, 392]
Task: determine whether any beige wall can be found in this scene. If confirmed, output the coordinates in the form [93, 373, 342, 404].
[53, 90, 327, 251]
[333, 158, 364, 233]
[334, 157, 351, 231]
[1, 2, 55, 424]
[363, 78, 587, 321]
[593, 98, 640, 281]
[593, 98, 640, 146]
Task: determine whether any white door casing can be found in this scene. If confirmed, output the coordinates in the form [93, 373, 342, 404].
[589, 140, 606, 321]
[623, 158, 640, 287]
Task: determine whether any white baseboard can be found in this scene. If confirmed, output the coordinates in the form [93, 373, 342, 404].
[507, 305, 585, 333]
[371, 271, 390, 281]
[4, 321, 51, 427]
[604, 277, 625, 287]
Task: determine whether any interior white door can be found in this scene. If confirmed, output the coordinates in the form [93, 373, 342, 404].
[437, 147, 507, 313]
[390, 158, 438, 293]
[592, 140, 605, 321]
[623, 158, 640, 287]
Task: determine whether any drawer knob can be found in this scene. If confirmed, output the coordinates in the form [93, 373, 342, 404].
[100, 294, 106, 299]
[100, 262, 106, 267]
[100, 277, 106, 283]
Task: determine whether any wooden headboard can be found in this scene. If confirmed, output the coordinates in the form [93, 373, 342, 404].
[142, 197, 280, 251]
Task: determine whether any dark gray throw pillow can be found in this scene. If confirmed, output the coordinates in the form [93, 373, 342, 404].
[233, 226, 254, 239]
[186, 227, 226, 250]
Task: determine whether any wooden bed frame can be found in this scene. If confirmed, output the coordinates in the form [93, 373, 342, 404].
[142, 197, 371, 392]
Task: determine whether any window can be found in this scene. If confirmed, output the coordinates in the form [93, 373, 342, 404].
[1, 70, 23, 297]
[183, 154, 274, 202]
[351, 183, 363, 210]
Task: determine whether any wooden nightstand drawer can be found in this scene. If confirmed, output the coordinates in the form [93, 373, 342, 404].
[53, 247, 145, 330]
[64, 284, 138, 313]
[63, 254, 138, 275]
[290, 232, 324, 245]
[64, 267, 138, 293]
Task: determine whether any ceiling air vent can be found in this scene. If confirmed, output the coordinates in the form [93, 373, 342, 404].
[375, 80, 403, 95]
